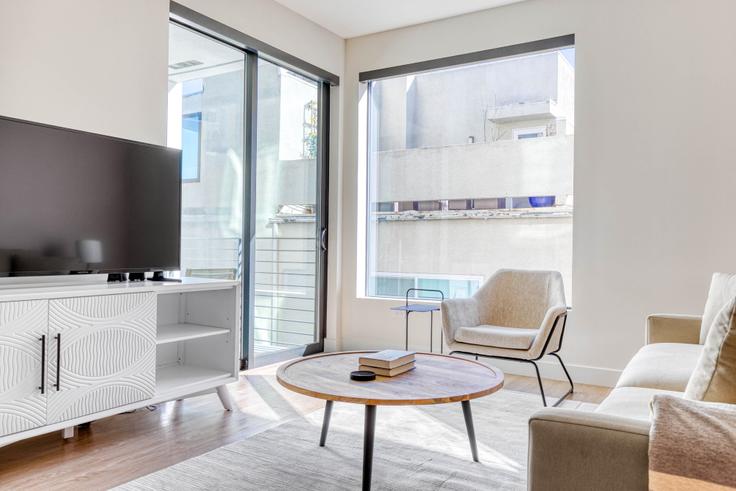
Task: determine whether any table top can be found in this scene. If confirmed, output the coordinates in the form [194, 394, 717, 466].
[276, 351, 504, 406]
[390, 304, 440, 312]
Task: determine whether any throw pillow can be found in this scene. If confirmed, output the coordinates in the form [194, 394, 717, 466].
[685, 296, 736, 403]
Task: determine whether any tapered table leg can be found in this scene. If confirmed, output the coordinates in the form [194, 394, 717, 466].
[319, 400, 333, 447]
[363, 405, 377, 491]
[461, 400, 479, 462]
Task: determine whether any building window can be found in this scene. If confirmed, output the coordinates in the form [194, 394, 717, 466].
[365, 44, 575, 300]
[181, 112, 202, 182]
[513, 126, 547, 140]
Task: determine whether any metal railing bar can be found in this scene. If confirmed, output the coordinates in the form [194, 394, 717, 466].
[255, 237, 315, 240]
[254, 272, 316, 277]
[254, 283, 315, 289]
[253, 305, 316, 313]
[254, 293, 316, 300]
[255, 260, 316, 264]
[253, 327, 314, 338]
[254, 316, 315, 325]
[256, 248, 317, 253]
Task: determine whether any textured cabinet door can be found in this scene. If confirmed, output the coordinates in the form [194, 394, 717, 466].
[47, 293, 156, 424]
[0, 300, 48, 437]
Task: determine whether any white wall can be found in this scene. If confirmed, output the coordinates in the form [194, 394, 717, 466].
[0, 0, 169, 145]
[341, 0, 736, 385]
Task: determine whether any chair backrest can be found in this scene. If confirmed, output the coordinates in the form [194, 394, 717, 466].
[475, 269, 566, 329]
[701, 272, 736, 344]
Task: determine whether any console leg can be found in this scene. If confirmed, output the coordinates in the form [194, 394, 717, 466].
[216, 385, 234, 411]
[61, 427, 75, 440]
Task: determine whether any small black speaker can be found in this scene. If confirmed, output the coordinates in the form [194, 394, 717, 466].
[350, 370, 376, 381]
[128, 272, 145, 282]
[107, 273, 127, 283]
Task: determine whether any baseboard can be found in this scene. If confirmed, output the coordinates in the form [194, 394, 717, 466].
[470, 356, 621, 388]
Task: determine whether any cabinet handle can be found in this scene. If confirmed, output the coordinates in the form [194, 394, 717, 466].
[39, 335, 46, 394]
[54, 333, 61, 391]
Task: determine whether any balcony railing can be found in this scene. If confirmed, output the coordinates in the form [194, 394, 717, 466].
[253, 236, 317, 351]
[180, 235, 317, 353]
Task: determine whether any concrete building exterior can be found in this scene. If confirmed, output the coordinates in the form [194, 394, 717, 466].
[366, 50, 575, 300]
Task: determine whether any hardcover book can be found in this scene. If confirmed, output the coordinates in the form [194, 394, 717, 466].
[358, 350, 415, 369]
[359, 362, 415, 377]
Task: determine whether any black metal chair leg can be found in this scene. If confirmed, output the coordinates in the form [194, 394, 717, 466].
[319, 400, 333, 447]
[405, 312, 409, 350]
[550, 353, 574, 391]
[530, 361, 548, 407]
[429, 311, 433, 353]
[549, 353, 574, 406]
[461, 400, 479, 462]
[363, 405, 377, 491]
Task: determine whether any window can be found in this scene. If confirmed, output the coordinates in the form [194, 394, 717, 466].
[181, 112, 201, 181]
[513, 126, 547, 140]
[365, 43, 575, 300]
[167, 23, 245, 281]
[370, 273, 482, 300]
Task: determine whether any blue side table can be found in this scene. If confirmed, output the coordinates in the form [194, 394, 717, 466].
[390, 288, 444, 353]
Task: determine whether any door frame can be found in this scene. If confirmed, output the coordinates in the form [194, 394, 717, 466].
[169, 4, 337, 369]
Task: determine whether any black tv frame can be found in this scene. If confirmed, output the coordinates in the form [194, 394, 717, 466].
[0, 114, 182, 277]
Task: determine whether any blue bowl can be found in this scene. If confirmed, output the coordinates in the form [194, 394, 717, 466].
[529, 196, 555, 207]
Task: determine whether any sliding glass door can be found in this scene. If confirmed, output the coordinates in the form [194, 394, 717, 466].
[252, 60, 325, 365]
[167, 23, 245, 281]
[168, 20, 330, 369]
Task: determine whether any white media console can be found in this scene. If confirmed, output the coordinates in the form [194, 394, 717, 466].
[0, 277, 240, 447]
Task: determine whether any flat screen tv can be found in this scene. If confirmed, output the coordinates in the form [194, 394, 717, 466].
[0, 115, 182, 277]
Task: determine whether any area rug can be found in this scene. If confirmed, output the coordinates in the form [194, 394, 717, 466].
[119, 390, 595, 490]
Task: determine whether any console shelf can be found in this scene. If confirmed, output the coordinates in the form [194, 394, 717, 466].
[156, 323, 230, 345]
[155, 365, 232, 395]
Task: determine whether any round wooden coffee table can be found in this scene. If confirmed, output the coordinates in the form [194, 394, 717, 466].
[277, 351, 504, 490]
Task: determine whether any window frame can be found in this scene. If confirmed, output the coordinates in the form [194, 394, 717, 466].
[361, 35, 575, 300]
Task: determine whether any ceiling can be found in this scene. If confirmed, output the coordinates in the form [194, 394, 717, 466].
[271, 0, 527, 38]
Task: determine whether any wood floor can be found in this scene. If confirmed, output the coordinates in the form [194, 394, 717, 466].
[0, 361, 610, 490]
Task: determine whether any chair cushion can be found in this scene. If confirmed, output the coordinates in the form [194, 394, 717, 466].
[616, 343, 703, 392]
[685, 296, 736, 403]
[596, 387, 684, 422]
[700, 272, 736, 343]
[454, 325, 538, 350]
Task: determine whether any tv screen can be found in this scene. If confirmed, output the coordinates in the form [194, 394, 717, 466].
[0, 116, 182, 277]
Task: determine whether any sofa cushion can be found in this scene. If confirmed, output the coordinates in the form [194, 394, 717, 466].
[700, 272, 736, 343]
[454, 325, 537, 349]
[596, 387, 683, 422]
[616, 343, 703, 392]
[685, 296, 736, 403]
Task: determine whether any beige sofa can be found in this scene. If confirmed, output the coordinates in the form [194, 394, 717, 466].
[527, 313, 704, 490]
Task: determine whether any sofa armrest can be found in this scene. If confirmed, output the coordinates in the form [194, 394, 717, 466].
[440, 298, 479, 343]
[646, 314, 702, 345]
[528, 409, 651, 491]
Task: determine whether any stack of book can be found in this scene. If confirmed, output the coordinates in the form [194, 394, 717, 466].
[359, 350, 416, 377]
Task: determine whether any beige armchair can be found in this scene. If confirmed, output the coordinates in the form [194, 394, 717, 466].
[441, 269, 571, 406]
